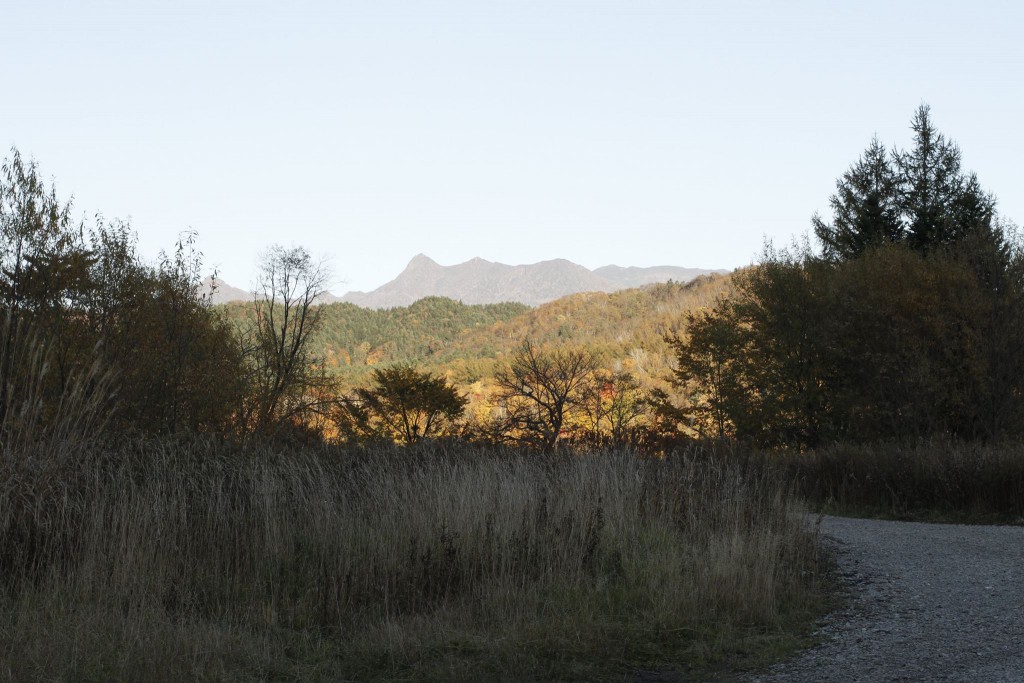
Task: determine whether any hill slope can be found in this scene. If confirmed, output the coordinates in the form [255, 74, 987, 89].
[220, 272, 735, 391]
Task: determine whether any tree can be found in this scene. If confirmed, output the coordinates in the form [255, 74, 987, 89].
[813, 137, 903, 261]
[338, 365, 467, 444]
[0, 149, 93, 419]
[112, 231, 246, 434]
[672, 107, 1024, 447]
[241, 244, 333, 435]
[0, 148, 84, 314]
[0, 148, 250, 437]
[814, 106, 996, 260]
[580, 369, 648, 447]
[670, 251, 834, 447]
[821, 244, 989, 440]
[896, 104, 994, 251]
[493, 340, 596, 451]
[670, 306, 748, 439]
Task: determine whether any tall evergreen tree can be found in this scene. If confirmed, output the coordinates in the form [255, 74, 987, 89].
[951, 172, 997, 244]
[815, 105, 997, 260]
[813, 137, 903, 261]
[896, 104, 994, 251]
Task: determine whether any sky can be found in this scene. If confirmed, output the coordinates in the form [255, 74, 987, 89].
[3, 1, 1023, 294]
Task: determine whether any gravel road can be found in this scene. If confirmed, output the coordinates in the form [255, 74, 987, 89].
[747, 515, 1024, 682]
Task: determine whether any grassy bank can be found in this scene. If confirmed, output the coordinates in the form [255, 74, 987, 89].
[0, 438, 830, 681]
[784, 438, 1024, 524]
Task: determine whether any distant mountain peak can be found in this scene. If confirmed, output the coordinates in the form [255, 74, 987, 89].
[200, 276, 253, 305]
[406, 253, 440, 268]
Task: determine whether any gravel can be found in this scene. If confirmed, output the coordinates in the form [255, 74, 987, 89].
[746, 515, 1024, 683]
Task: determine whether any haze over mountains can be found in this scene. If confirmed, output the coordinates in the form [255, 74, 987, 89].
[205, 255, 727, 308]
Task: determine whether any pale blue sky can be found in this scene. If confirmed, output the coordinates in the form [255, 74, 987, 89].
[3, 1, 1022, 293]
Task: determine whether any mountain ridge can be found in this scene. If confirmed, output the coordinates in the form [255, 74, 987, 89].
[206, 256, 728, 308]
[339, 255, 728, 309]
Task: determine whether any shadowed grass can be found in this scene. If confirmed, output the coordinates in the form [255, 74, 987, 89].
[0, 436, 831, 681]
[786, 438, 1024, 524]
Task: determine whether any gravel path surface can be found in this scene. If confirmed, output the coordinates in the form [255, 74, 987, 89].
[748, 515, 1024, 683]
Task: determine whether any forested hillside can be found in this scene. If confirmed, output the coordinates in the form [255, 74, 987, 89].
[421, 274, 733, 384]
[216, 274, 734, 447]
[220, 273, 733, 389]
[221, 295, 530, 379]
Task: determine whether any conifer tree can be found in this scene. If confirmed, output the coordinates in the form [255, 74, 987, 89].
[815, 105, 996, 260]
[813, 137, 903, 261]
[896, 104, 994, 251]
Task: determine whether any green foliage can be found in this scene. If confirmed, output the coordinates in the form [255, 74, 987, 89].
[813, 136, 903, 260]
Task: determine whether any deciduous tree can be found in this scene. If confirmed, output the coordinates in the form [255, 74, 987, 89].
[243, 244, 333, 435]
[493, 340, 596, 451]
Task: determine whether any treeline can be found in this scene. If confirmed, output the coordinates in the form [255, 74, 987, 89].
[301, 278, 737, 450]
[214, 272, 735, 450]
[218, 276, 731, 388]
[672, 105, 1024, 447]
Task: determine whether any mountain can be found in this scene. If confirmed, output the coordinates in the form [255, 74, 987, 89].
[200, 277, 253, 305]
[340, 255, 727, 309]
[203, 256, 728, 308]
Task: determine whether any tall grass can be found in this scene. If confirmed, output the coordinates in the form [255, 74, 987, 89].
[0, 436, 830, 681]
[0, 312, 115, 589]
[788, 438, 1024, 522]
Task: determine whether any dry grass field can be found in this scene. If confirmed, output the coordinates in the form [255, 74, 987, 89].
[0, 433, 830, 681]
